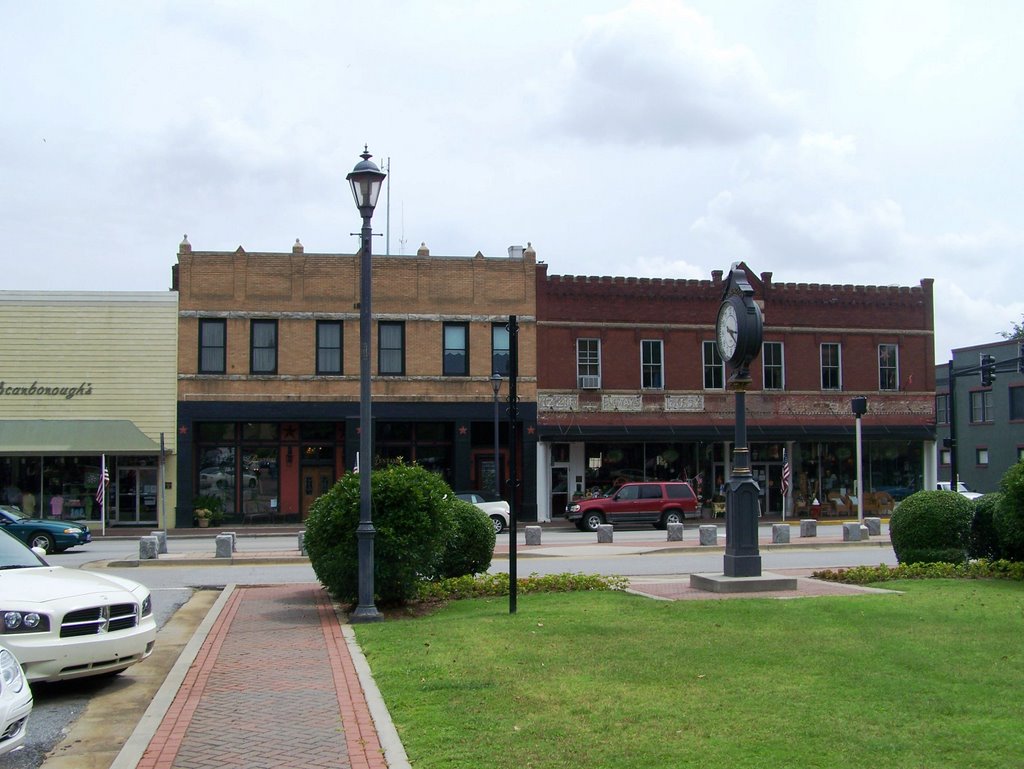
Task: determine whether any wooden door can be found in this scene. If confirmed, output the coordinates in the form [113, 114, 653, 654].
[301, 466, 335, 520]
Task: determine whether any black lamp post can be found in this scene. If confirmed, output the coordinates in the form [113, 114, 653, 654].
[347, 146, 385, 623]
[490, 373, 503, 499]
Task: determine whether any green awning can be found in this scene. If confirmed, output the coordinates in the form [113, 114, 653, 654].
[0, 420, 161, 455]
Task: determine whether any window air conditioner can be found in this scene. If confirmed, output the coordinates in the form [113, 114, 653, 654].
[579, 375, 601, 389]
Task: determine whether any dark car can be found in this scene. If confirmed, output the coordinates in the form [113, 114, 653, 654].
[565, 481, 699, 531]
[0, 505, 90, 554]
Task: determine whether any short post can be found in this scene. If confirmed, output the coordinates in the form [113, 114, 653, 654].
[771, 524, 791, 544]
[597, 524, 614, 543]
[699, 525, 718, 546]
[842, 522, 862, 542]
[799, 519, 817, 538]
[667, 522, 684, 541]
[222, 531, 237, 552]
[298, 530, 307, 556]
[215, 533, 233, 558]
[149, 530, 168, 554]
[525, 525, 542, 546]
[864, 517, 882, 536]
[139, 535, 159, 560]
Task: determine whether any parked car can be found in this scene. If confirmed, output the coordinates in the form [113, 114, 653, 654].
[0, 646, 32, 756]
[0, 504, 90, 554]
[0, 528, 156, 683]
[455, 491, 510, 534]
[936, 481, 983, 500]
[566, 481, 699, 531]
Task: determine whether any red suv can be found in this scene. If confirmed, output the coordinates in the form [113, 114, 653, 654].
[565, 481, 699, 531]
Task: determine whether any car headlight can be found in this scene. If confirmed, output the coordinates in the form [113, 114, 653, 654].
[2, 610, 50, 633]
[0, 648, 25, 694]
[63, 527, 82, 535]
[141, 594, 153, 618]
[569, 504, 581, 513]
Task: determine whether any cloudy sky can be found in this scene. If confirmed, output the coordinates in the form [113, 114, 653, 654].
[4, 0, 1023, 359]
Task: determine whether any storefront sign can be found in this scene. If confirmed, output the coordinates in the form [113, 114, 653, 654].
[0, 381, 94, 400]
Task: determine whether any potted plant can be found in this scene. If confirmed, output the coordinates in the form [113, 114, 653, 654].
[193, 494, 225, 528]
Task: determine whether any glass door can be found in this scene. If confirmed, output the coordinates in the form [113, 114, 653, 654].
[116, 467, 159, 524]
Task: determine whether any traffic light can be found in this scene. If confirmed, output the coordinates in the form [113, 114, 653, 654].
[980, 353, 996, 387]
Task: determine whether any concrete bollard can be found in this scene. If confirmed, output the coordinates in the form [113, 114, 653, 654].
[139, 535, 159, 560]
[222, 531, 238, 552]
[149, 530, 168, 555]
[698, 525, 718, 546]
[667, 522, 684, 542]
[842, 522, 862, 542]
[864, 517, 882, 536]
[860, 524, 870, 540]
[298, 530, 307, 556]
[215, 533, 234, 558]
[771, 524, 791, 544]
[597, 524, 614, 543]
[525, 525, 542, 545]
[800, 519, 818, 538]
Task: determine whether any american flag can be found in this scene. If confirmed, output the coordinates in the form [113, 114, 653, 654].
[780, 450, 791, 498]
[95, 456, 109, 505]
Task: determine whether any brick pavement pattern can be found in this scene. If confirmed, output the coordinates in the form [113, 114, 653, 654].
[137, 584, 386, 769]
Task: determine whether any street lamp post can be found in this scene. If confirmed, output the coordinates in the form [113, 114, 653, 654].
[852, 397, 867, 523]
[347, 146, 386, 623]
[490, 373, 503, 499]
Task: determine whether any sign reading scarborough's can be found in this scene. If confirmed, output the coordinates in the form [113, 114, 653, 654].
[0, 381, 94, 400]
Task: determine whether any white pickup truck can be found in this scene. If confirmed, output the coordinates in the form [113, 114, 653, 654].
[936, 481, 983, 500]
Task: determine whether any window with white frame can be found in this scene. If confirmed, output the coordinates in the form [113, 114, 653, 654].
[641, 339, 664, 389]
[821, 342, 842, 390]
[577, 338, 601, 388]
[976, 447, 989, 465]
[762, 341, 784, 390]
[878, 343, 899, 391]
[970, 390, 993, 423]
[940, 449, 951, 465]
[703, 341, 724, 389]
[936, 393, 949, 424]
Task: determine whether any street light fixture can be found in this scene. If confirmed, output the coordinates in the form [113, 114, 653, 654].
[490, 373, 503, 499]
[347, 146, 386, 623]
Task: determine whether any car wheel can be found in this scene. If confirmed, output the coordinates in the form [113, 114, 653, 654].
[660, 510, 683, 529]
[582, 512, 605, 532]
[490, 515, 506, 534]
[30, 532, 56, 553]
[574, 519, 588, 532]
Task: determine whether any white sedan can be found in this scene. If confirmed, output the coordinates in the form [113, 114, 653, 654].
[0, 646, 32, 756]
[0, 529, 157, 683]
[455, 492, 511, 534]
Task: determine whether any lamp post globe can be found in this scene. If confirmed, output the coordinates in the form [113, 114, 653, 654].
[348, 146, 385, 623]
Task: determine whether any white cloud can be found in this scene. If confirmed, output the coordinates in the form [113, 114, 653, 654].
[546, 0, 801, 146]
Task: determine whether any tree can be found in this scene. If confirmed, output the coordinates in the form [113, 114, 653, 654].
[997, 314, 1024, 340]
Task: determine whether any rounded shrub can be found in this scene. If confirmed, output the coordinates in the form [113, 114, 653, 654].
[304, 462, 454, 605]
[889, 490, 973, 564]
[434, 498, 496, 579]
[994, 461, 1024, 561]
[969, 492, 1003, 560]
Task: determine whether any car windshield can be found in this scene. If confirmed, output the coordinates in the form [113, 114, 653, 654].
[0, 505, 29, 522]
[0, 528, 47, 568]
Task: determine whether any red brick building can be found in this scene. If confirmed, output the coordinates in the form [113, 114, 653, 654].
[535, 263, 936, 520]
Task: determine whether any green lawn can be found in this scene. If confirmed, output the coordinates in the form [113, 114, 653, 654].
[353, 580, 1024, 769]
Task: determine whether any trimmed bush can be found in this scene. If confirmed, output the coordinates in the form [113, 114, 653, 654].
[889, 490, 973, 564]
[970, 492, 1003, 560]
[434, 498, 496, 579]
[995, 461, 1024, 561]
[304, 462, 454, 604]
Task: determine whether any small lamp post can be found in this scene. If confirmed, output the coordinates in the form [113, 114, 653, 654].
[490, 373, 503, 499]
[347, 146, 386, 623]
[852, 397, 868, 523]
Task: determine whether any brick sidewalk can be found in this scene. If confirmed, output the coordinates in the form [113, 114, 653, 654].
[137, 584, 386, 769]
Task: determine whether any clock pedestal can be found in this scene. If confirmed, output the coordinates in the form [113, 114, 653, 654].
[723, 377, 763, 577]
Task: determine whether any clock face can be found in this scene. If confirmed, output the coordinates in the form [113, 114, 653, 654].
[717, 301, 739, 362]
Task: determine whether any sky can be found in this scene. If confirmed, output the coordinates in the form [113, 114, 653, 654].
[3, 0, 1023, 360]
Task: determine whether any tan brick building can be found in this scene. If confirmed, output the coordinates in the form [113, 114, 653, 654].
[174, 238, 538, 526]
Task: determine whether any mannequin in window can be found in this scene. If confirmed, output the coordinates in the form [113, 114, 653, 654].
[50, 494, 64, 519]
[22, 491, 36, 515]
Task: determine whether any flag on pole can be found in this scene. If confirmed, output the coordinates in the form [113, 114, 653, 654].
[781, 449, 791, 498]
[95, 455, 109, 505]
